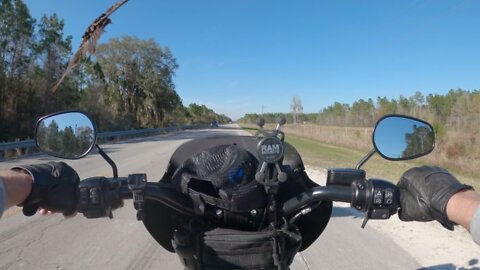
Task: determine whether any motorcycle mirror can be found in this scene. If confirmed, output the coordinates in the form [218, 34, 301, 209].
[372, 115, 435, 161]
[256, 117, 265, 128]
[276, 116, 287, 126]
[35, 111, 97, 159]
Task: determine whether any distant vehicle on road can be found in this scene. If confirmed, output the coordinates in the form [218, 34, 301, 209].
[210, 121, 219, 128]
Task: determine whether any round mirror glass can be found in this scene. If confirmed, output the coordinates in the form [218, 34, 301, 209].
[256, 117, 265, 128]
[373, 115, 435, 161]
[35, 111, 96, 159]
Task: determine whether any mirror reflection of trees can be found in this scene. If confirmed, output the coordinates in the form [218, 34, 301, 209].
[402, 124, 434, 158]
[37, 119, 94, 158]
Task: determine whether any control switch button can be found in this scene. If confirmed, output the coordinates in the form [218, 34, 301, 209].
[90, 187, 100, 205]
[371, 209, 390, 219]
[384, 188, 394, 205]
[374, 188, 384, 205]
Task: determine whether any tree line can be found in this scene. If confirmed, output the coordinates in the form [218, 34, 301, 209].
[0, 0, 230, 142]
[239, 89, 480, 169]
[239, 89, 479, 132]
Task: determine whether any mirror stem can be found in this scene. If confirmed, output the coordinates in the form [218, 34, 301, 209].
[274, 124, 281, 137]
[96, 144, 118, 178]
[355, 149, 376, 169]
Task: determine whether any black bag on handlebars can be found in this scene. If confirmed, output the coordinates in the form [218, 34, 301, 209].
[173, 222, 301, 270]
[172, 144, 267, 229]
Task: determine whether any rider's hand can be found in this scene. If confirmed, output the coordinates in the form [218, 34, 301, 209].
[13, 162, 79, 217]
[397, 166, 473, 230]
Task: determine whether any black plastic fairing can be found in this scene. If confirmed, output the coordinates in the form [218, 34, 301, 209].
[143, 135, 332, 252]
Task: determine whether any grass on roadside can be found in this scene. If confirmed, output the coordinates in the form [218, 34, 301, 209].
[285, 135, 414, 182]
[243, 127, 480, 190]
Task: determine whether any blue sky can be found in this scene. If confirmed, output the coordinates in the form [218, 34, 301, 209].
[24, 0, 480, 120]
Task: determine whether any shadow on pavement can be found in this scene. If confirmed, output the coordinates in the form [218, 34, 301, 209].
[113, 127, 250, 145]
[330, 206, 363, 218]
[419, 259, 480, 270]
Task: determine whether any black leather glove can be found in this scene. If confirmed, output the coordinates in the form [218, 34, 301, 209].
[14, 162, 79, 216]
[397, 166, 473, 230]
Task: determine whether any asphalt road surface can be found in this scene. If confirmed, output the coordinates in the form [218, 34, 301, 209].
[0, 126, 421, 270]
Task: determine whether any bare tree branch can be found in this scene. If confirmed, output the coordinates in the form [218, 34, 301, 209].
[291, 96, 303, 124]
[52, 0, 130, 92]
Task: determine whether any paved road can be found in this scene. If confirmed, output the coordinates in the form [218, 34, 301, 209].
[0, 126, 421, 270]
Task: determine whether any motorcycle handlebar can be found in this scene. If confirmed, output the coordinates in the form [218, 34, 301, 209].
[143, 183, 195, 216]
[116, 180, 356, 218]
[281, 185, 353, 216]
[78, 177, 194, 219]
[80, 176, 398, 221]
[281, 178, 400, 220]
[115, 179, 195, 216]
